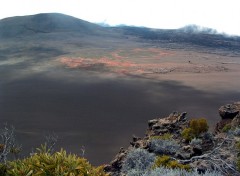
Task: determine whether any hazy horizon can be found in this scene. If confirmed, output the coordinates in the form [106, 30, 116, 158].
[0, 0, 239, 36]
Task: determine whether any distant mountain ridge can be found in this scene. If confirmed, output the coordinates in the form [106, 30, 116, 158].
[0, 13, 239, 52]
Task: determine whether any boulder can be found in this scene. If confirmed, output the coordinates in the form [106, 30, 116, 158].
[215, 102, 240, 133]
[219, 102, 240, 119]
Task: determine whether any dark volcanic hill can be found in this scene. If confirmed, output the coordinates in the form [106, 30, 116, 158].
[0, 13, 124, 60]
[0, 13, 107, 38]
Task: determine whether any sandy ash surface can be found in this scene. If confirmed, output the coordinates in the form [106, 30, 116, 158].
[1, 45, 240, 165]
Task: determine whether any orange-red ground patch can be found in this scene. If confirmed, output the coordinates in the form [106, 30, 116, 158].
[59, 48, 226, 75]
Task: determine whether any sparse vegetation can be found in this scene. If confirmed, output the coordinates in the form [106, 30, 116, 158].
[149, 139, 180, 155]
[189, 118, 209, 135]
[143, 167, 223, 176]
[121, 148, 155, 175]
[235, 141, 240, 172]
[152, 155, 190, 170]
[182, 128, 195, 141]
[182, 118, 209, 141]
[0, 108, 239, 175]
[120, 148, 223, 176]
[0, 124, 21, 163]
[190, 138, 202, 146]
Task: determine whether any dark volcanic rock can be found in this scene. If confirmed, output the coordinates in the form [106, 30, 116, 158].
[216, 102, 240, 133]
[104, 147, 127, 175]
[219, 102, 240, 119]
[147, 111, 187, 136]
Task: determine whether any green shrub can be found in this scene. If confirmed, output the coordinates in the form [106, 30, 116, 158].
[152, 155, 190, 171]
[5, 145, 107, 176]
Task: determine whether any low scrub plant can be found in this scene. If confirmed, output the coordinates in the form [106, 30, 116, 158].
[182, 118, 209, 141]
[149, 139, 180, 155]
[143, 167, 223, 176]
[121, 148, 155, 175]
[190, 138, 202, 146]
[202, 132, 213, 141]
[152, 155, 190, 170]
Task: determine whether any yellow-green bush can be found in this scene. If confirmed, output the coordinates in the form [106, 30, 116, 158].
[150, 133, 172, 140]
[181, 128, 195, 141]
[4, 145, 107, 176]
[189, 118, 209, 135]
[152, 155, 190, 171]
[182, 118, 209, 141]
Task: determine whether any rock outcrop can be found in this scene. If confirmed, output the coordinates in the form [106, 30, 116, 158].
[219, 102, 240, 119]
[216, 102, 240, 133]
[105, 102, 240, 176]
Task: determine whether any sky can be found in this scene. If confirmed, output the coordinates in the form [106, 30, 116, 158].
[0, 0, 240, 35]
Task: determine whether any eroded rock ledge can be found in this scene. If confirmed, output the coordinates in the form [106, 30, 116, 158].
[105, 102, 240, 176]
